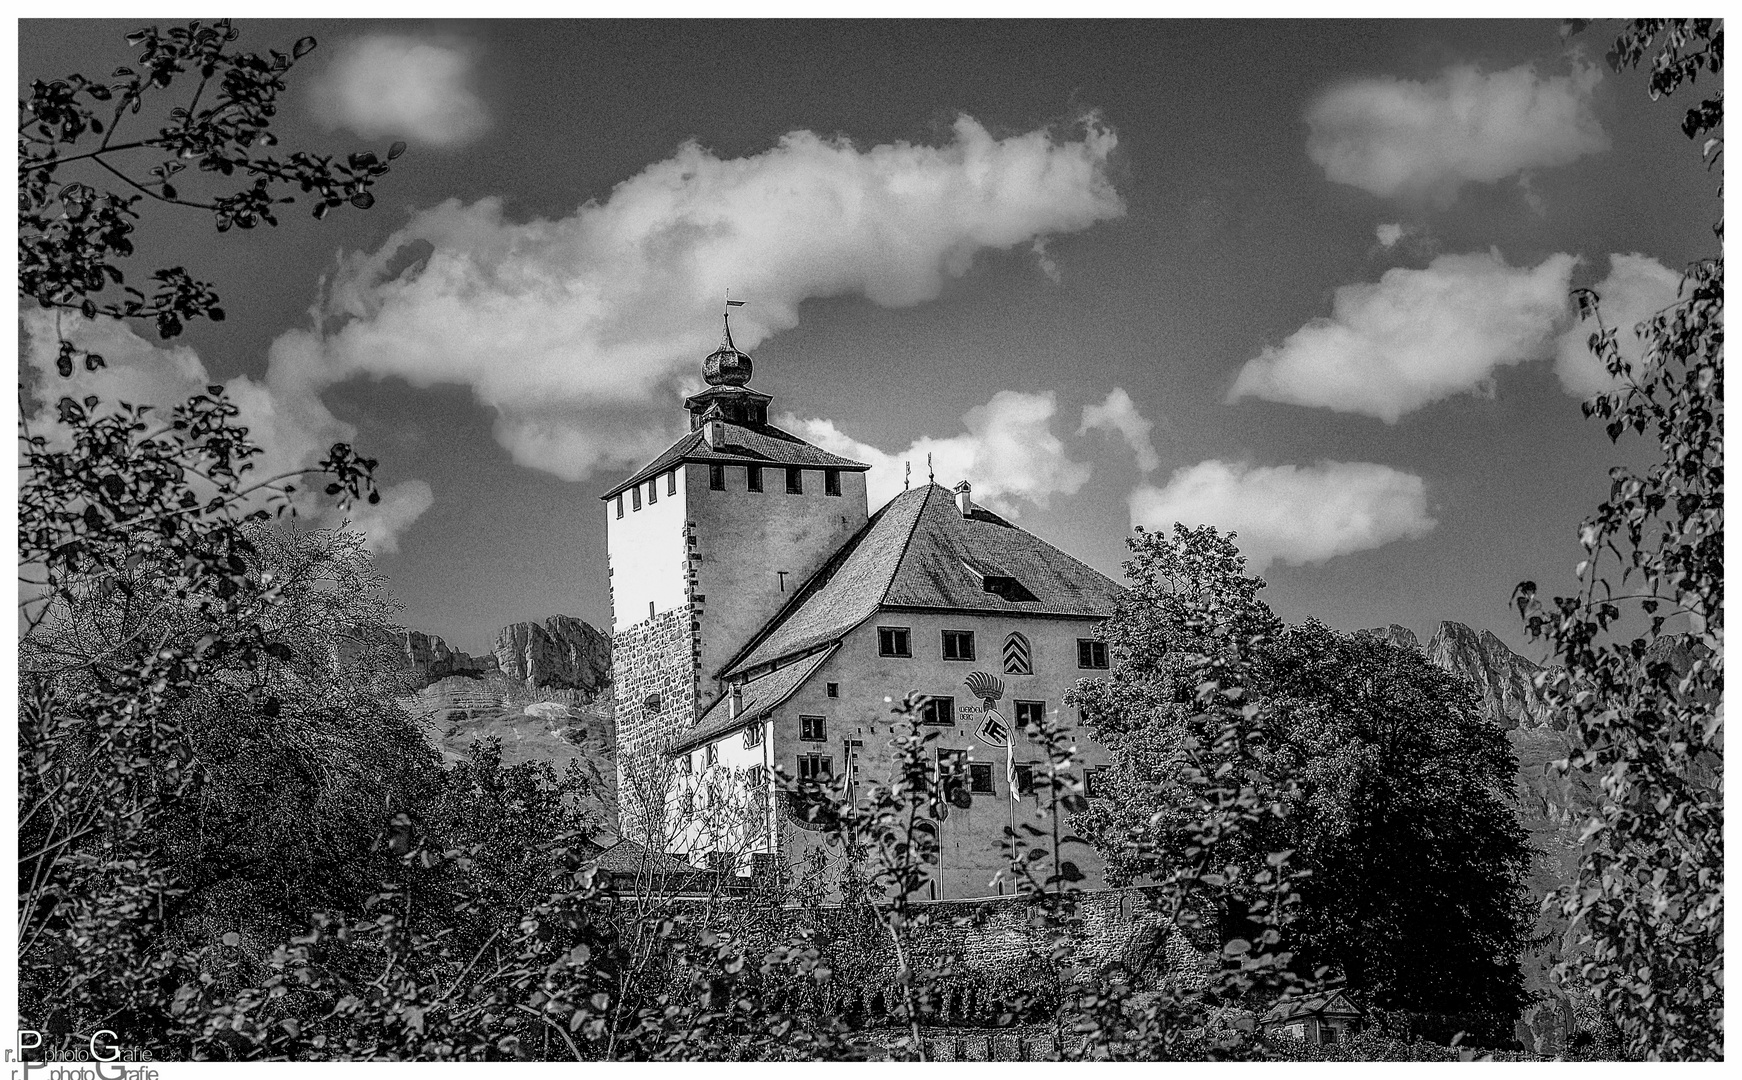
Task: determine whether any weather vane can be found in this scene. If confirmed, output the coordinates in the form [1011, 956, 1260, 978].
[904, 461, 911, 490]
[927, 453, 934, 483]
[722, 289, 746, 347]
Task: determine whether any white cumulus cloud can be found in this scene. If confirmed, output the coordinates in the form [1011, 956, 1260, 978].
[1229, 250, 1577, 422]
[1078, 387, 1159, 472]
[1129, 460, 1437, 571]
[19, 312, 433, 551]
[299, 114, 1123, 481]
[1375, 223, 1404, 247]
[1554, 253, 1684, 398]
[1306, 61, 1608, 202]
[312, 34, 489, 147]
[779, 390, 1092, 515]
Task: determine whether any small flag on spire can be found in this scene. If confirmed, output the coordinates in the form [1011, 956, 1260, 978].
[726, 299, 746, 307]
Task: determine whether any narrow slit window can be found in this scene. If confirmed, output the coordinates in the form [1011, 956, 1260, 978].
[709, 464, 726, 490]
[786, 467, 803, 494]
[667, 470, 678, 496]
[746, 465, 763, 492]
[825, 469, 841, 496]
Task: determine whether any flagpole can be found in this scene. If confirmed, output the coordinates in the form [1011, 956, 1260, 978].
[1006, 735, 1016, 877]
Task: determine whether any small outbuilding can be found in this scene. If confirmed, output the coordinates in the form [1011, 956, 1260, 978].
[1262, 987, 1366, 1045]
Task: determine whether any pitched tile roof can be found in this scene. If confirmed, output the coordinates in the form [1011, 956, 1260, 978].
[666, 647, 837, 757]
[722, 485, 1124, 678]
[587, 838, 700, 876]
[601, 421, 869, 500]
[1262, 988, 1365, 1023]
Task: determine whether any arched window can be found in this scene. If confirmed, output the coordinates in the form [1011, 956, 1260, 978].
[1002, 632, 1033, 675]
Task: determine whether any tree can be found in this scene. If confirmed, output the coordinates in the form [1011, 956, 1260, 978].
[1076, 525, 1531, 1028]
[1514, 18, 1722, 1061]
[1259, 621, 1533, 1020]
[16, 20, 403, 1056]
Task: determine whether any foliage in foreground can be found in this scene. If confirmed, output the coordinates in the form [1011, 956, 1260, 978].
[1515, 17, 1723, 1061]
[1072, 524, 1535, 1020]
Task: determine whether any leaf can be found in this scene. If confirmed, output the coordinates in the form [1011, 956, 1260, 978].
[350, 191, 375, 210]
[388, 140, 407, 160]
[293, 36, 318, 58]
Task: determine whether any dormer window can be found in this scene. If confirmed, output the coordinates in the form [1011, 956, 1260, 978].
[982, 575, 1037, 602]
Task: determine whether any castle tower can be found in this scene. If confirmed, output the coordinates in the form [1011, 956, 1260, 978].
[601, 314, 870, 845]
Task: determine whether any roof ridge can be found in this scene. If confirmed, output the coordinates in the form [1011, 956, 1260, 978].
[876, 483, 935, 608]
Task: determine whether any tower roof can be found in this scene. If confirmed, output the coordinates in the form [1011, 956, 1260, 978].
[599, 419, 869, 501]
[718, 483, 1126, 679]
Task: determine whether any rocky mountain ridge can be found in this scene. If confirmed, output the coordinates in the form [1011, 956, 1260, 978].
[393, 614, 612, 699]
[1365, 620, 1558, 729]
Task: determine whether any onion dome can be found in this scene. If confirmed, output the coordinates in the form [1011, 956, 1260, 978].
[703, 312, 753, 386]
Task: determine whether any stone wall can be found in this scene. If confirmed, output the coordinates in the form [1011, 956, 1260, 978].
[749, 888, 1207, 1030]
[611, 603, 700, 840]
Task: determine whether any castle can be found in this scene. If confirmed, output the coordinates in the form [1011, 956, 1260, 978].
[602, 318, 1123, 899]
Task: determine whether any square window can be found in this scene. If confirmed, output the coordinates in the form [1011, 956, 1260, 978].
[826, 682, 839, 698]
[921, 696, 956, 726]
[969, 761, 995, 794]
[746, 465, 763, 492]
[786, 467, 803, 494]
[800, 715, 826, 741]
[667, 470, 677, 496]
[747, 764, 765, 788]
[743, 723, 763, 749]
[797, 753, 833, 782]
[614, 494, 624, 519]
[1077, 639, 1109, 669]
[647, 479, 657, 504]
[1015, 700, 1045, 728]
[825, 469, 841, 496]
[941, 630, 976, 661]
[1013, 764, 1035, 796]
[709, 464, 726, 491]
[631, 486, 642, 511]
[877, 626, 912, 658]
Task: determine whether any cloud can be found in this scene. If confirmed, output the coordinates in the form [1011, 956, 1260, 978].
[1306, 61, 1608, 202]
[311, 34, 489, 147]
[1129, 459, 1436, 571]
[302, 114, 1122, 480]
[1078, 387, 1159, 472]
[19, 312, 432, 551]
[779, 390, 1092, 515]
[1554, 253, 1683, 397]
[1375, 223, 1404, 247]
[1229, 250, 1577, 422]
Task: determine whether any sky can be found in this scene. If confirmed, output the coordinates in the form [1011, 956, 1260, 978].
[18, 18, 1718, 659]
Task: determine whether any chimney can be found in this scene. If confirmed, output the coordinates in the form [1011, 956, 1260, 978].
[953, 480, 973, 517]
[704, 418, 726, 448]
[728, 683, 744, 718]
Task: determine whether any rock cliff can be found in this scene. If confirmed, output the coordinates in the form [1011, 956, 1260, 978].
[494, 615, 612, 696]
[1364, 620, 1556, 729]
[388, 616, 612, 702]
